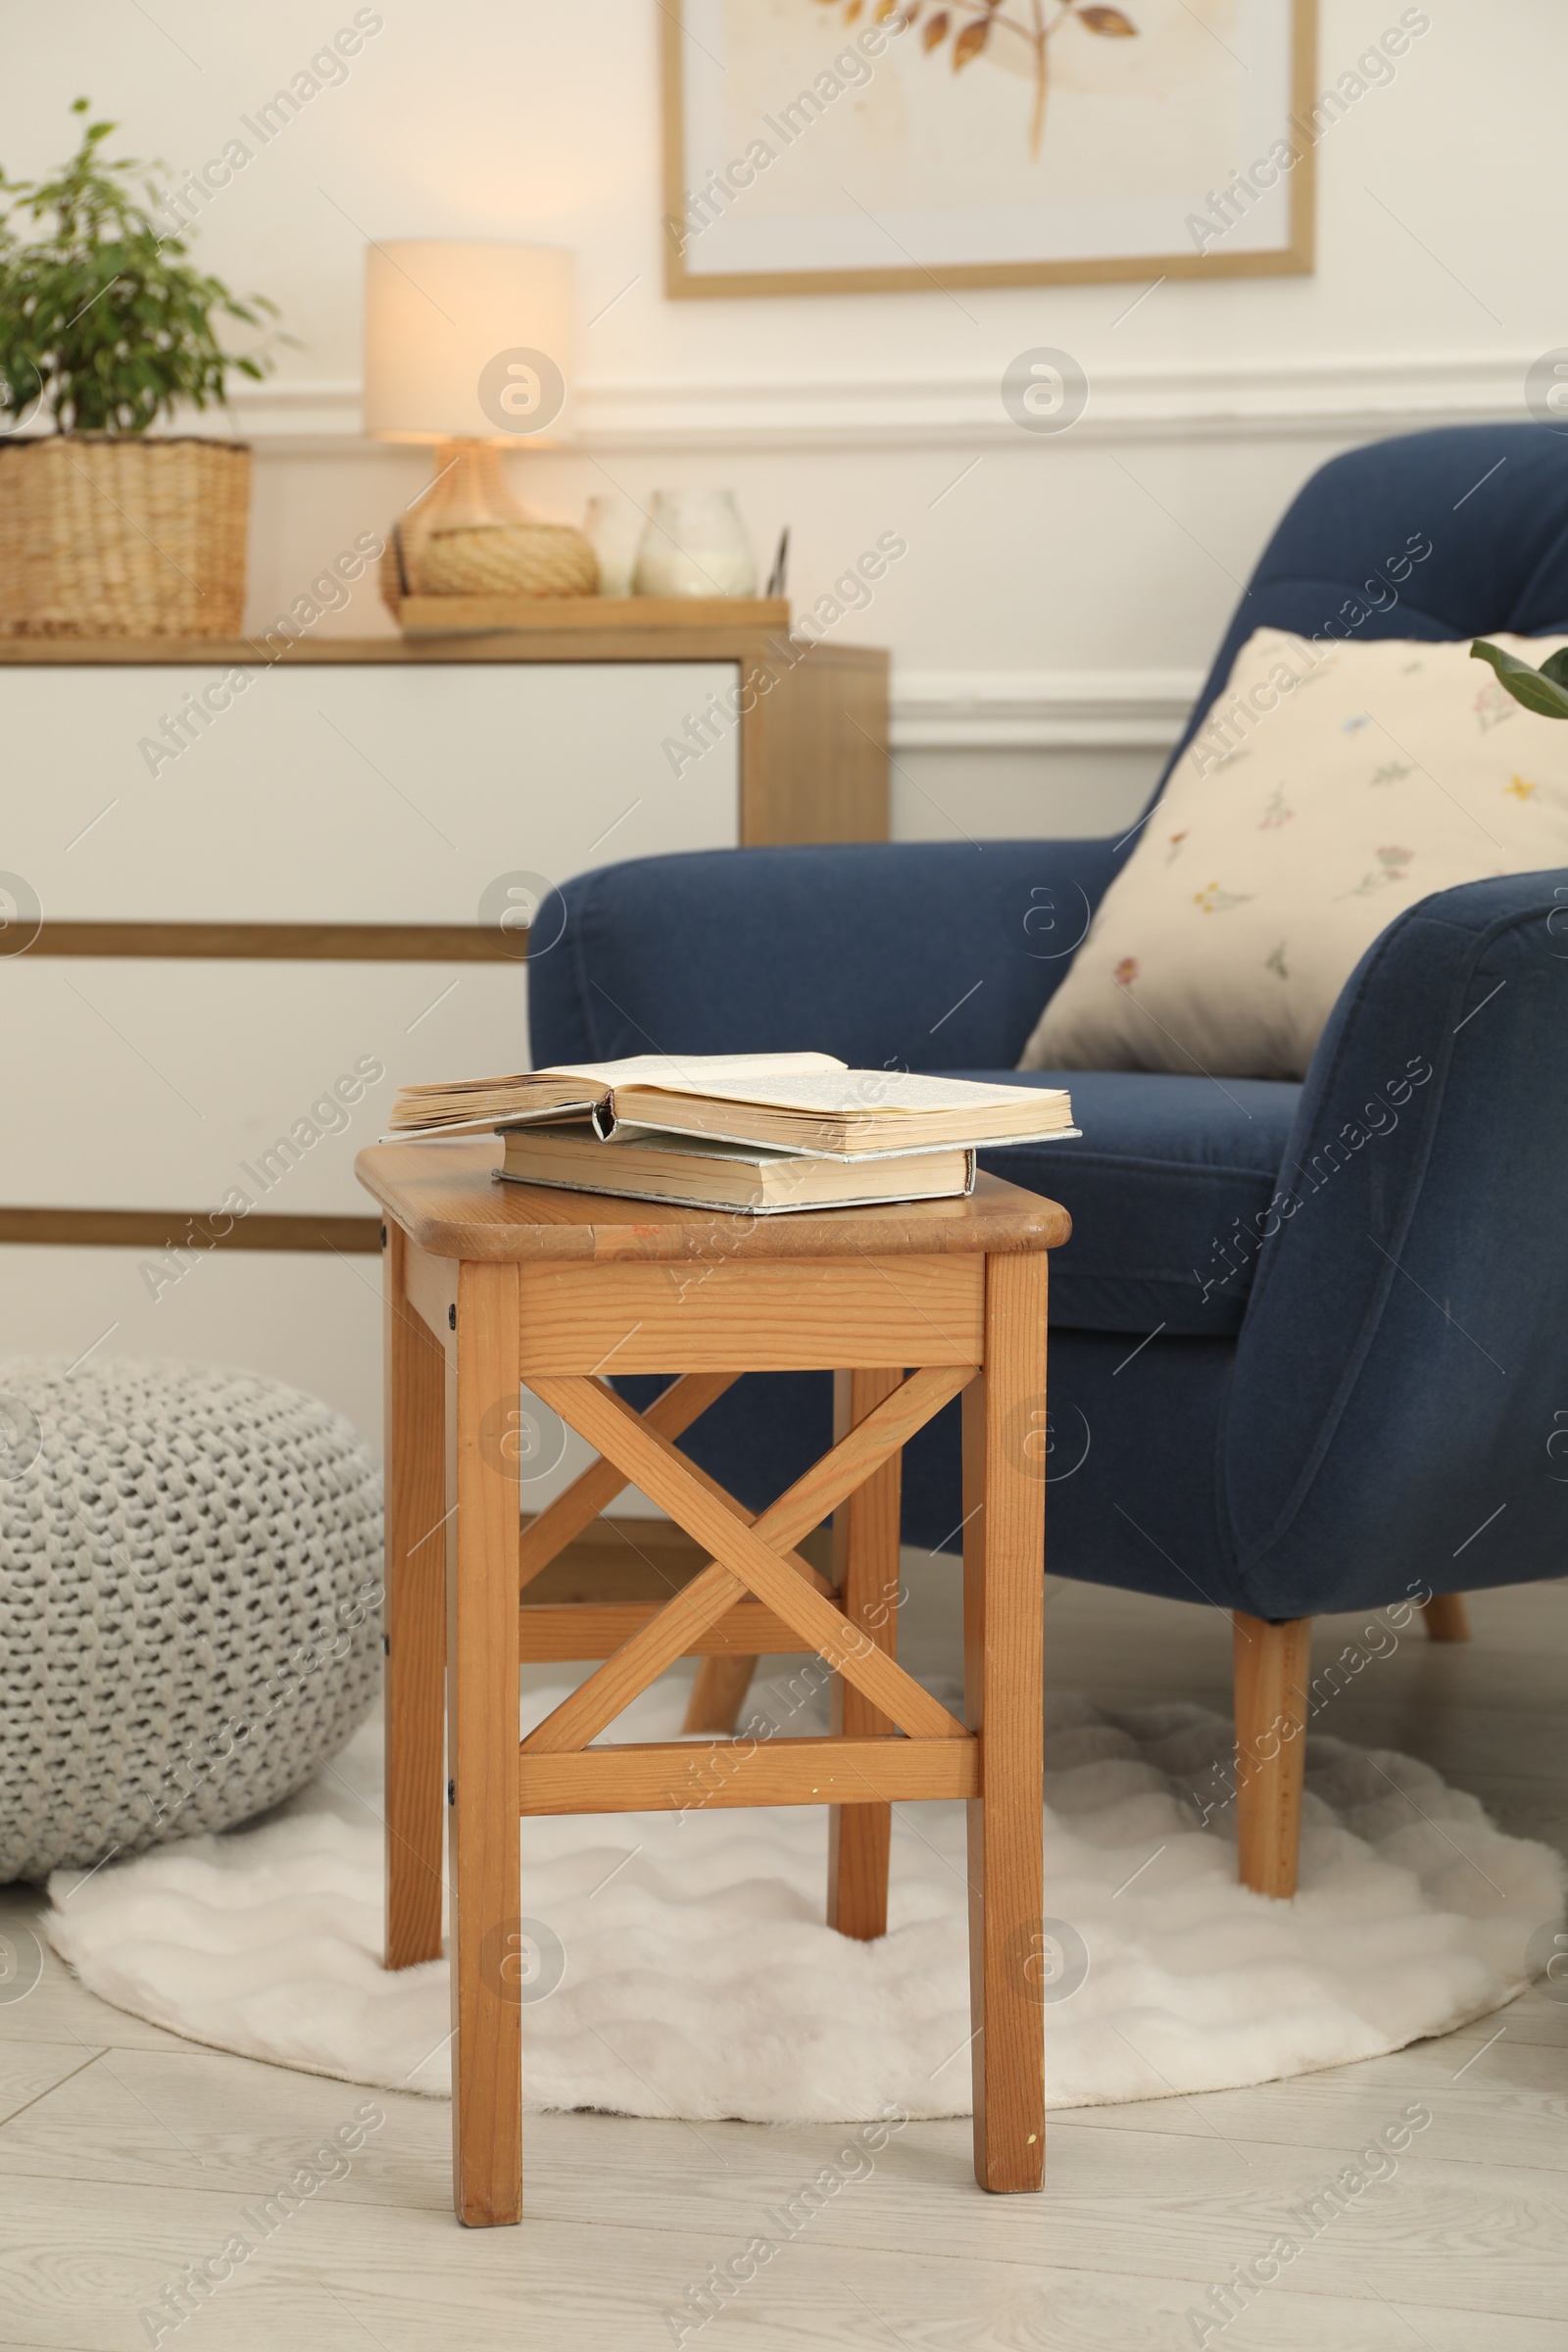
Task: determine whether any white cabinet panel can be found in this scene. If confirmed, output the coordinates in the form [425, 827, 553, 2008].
[2, 959, 530, 1212]
[5, 661, 739, 921]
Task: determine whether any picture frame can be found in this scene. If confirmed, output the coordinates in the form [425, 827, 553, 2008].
[662, 0, 1319, 298]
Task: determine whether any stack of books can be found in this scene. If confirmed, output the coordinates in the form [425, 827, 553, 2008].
[388, 1054, 1076, 1215]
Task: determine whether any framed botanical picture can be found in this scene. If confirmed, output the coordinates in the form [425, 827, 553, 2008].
[662, 0, 1319, 296]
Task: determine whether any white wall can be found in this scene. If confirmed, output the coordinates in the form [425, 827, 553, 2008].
[7, 0, 1559, 846]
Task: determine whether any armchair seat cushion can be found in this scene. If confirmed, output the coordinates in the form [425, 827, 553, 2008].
[956, 1068, 1300, 1335]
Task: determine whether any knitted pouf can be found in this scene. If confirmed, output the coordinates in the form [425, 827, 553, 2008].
[0, 1357, 382, 1882]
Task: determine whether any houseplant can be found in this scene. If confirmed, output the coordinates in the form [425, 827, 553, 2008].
[0, 99, 280, 637]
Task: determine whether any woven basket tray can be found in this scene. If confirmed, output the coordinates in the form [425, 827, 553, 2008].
[417, 521, 599, 599]
[0, 435, 252, 638]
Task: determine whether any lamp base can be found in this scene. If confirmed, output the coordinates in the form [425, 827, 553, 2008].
[390, 440, 525, 593]
[381, 440, 600, 613]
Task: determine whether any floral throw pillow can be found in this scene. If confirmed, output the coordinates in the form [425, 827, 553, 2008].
[1019, 628, 1568, 1081]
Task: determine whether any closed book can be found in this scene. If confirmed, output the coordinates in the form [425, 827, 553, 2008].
[496, 1122, 977, 1213]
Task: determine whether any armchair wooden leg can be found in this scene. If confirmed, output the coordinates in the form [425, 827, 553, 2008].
[1233, 1612, 1310, 1900]
[1420, 1592, 1471, 1642]
[681, 1652, 760, 1735]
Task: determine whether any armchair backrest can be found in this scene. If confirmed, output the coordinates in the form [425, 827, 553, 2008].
[530, 840, 1116, 1071]
[531, 426, 1568, 1076]
[1160, 420, 1568, 787]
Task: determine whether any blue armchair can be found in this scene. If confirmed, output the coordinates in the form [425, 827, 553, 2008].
[530, 421, 1568, 1899]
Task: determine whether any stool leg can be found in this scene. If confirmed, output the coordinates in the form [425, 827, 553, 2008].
[1233, 1613, 1310, 1899]
[1420, 1592, 1471, 1642]
[682, 1651, 760, 1735]
[827, 1367, 905, 1941]
[448, 1260, 522, 2227]
[963, 1254, 1047, 2193]
[383, 1227, 448, 1972]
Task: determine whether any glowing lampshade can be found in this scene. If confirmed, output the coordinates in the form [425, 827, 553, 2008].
[364, 239, 573, 445]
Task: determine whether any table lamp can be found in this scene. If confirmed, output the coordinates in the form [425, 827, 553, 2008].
[363, 238, 590, 597]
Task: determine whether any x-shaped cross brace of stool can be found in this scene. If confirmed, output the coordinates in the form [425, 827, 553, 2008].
[519, 1363, 974, 1762]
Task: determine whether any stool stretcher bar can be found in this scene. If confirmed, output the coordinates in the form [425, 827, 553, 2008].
[517, 1733, 984, 1815]
[519, 1599, 821, 1660]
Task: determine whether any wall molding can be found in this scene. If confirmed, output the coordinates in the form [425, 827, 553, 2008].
[891, 668, 1200, 752]
[226, 349, 1533, 455]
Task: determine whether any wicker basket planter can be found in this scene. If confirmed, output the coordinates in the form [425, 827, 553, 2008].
[0, 435, 252, 638]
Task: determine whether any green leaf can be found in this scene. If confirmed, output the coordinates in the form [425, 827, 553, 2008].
[1471, 638, 1568, 720]
[1538, 647, 1568, 689]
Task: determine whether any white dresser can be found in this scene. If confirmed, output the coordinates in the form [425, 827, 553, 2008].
[1, 624, 888, 1451]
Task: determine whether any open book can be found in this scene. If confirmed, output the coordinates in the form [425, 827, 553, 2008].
[390, 1053, 1074, 1160]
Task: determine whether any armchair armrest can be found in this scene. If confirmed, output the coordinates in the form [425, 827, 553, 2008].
[529, 840, 1124, 1072]
[1225, 868, 1568, 1613]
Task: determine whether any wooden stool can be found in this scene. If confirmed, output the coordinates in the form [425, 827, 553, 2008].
[357, 1140, 1069, 2227]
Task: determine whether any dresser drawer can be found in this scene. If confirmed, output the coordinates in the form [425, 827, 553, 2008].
[1, 957, 526, 1213]
[5, 660, 740, 923]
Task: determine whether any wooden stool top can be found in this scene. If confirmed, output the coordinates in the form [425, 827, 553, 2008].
[356, 1139, 1071, 1264]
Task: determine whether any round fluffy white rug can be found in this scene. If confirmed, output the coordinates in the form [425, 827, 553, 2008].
[43, 1677, 1563, 2122]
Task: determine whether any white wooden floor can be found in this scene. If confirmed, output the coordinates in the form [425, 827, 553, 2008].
[2, 1569, 1565, 2352]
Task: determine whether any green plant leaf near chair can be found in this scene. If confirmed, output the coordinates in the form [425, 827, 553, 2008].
[0, 97, 287, 637]
[1470, 635, 1568, 719]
